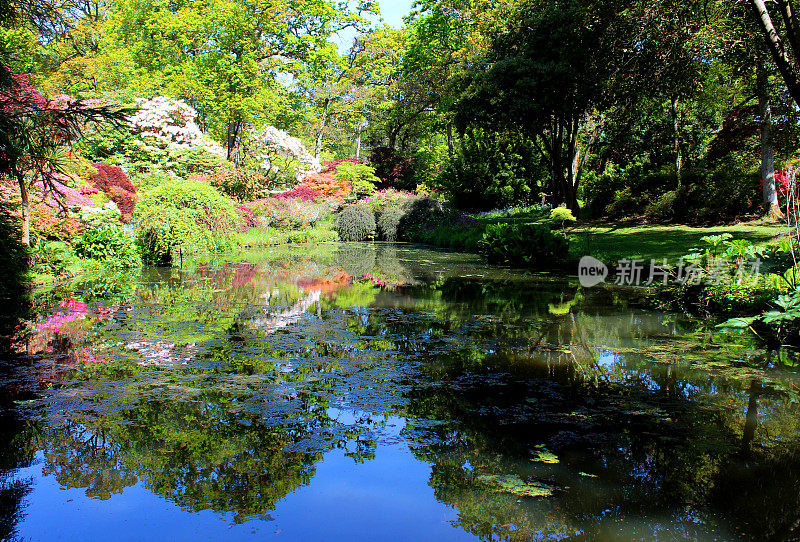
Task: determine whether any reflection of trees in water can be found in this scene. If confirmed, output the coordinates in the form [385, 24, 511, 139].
[0, 388, 38, 542]
[15, 259, 800, 539]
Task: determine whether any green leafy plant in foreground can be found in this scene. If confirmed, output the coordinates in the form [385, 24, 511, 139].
[74, 226, 141, 268]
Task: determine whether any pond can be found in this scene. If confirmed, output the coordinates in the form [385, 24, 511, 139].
[2, 243, 800, 541]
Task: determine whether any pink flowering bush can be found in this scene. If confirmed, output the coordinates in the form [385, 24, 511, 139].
[247, 198, 326, 229]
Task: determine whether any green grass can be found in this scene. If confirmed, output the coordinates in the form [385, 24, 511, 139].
[569, 221, 787, 263]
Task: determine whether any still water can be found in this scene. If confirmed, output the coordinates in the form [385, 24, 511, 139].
[2, 244, 800, 541]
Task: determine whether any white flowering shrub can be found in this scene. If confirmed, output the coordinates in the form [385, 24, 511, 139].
[242, 125, 321, 184]
[128, 97, 225, 157]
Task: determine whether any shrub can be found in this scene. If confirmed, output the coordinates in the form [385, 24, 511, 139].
[434, 130, 540, 210]
[370, 147, 415, 190]
[397, 197, 445, 238]
[643, 189, 679, 222]
[377, 207, 404, 241]
[272, 186, 323, 201]
[30, 200, 83, 240]
[134, 180, 239, 264]
[249, 198, 326, 230]
[481, 223, 569, 268]
[297, 172, 350, 201]
[335, 204, 376, 242]
[74, 225, 141, 268]
[359, 189, 416, 215]
[89, 163, 139, 223]
[335, 161, 379, 198]
[322, 157, 362, 174]
[171, 146, 226, 179]
[210, 167, 271, 201]
[234, 204, 257, 231]
[549, 206, 577, 227]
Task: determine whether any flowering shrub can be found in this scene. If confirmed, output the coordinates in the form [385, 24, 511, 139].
[128, 97, 225, 157]
[242, 125, 321, 179]
[271, 186, 323, 201]
[31, 200, 84, 240]
[33, 176, 95, 208]
[297, 172, 351, 201]
[247, 198, 326, 229]
[89, 163, 138, 223]
[234, 204, 257, 231]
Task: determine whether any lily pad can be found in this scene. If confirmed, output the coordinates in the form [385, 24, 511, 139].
[476, 474, 554, 497]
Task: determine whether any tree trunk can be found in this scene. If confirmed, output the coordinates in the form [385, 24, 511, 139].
[18, 175, 30, 246]
[226, 119, 242, 164]
[447, 123, 454, 159]
[314, 98, 330, 161]
[355, 123, 362, 159]
[671, 96, 682, 189]
[750, 0, 800, 110]
[758, 67, 782, 220]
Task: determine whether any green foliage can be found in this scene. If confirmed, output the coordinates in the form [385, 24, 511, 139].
[481, 223, 569, 268]
[209, 167, 271, 202]
[377, 207, 404, 241]
[549, 206, 577, 226]
[171, 146, 226, 179]
[31, 239, 71, 276]
[335, 162, 379, 198]
[74, 226, 141, 268]
[134, 180, 239, 264]
[335, 205, 376, 242]
[435, 130, 540, 210]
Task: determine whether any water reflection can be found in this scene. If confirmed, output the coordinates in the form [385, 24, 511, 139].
[2, 243, 800, 540]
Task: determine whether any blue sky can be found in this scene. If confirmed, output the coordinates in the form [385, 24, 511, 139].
[377, 0, 416, 27]
[334, 0, 415, 52]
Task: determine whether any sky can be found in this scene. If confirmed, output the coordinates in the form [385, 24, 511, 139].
[377, 0, 416, 28]
[333, 0, 415, 52]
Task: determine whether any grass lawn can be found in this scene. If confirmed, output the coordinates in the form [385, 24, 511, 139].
[568, 221, 788, 263]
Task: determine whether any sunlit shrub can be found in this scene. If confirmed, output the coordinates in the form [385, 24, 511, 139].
[335, 204, 375, 242]
[210, 167, 271, 201]
[247, 198, 326, 230]
[297, 172, 350, 201]
[359, 189, 415, 215]
[74, 225, 141, 268]
[134, 180, 239, 264]
[271, 186, 323, 202]
[335, 162, 379, 198]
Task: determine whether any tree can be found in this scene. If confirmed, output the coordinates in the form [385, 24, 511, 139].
[749, 0, 800, 110]
[105, 0, 375, 161]
[0, 66, 128, 244]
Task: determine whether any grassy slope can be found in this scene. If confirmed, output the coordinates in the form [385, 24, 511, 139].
[568, 221, 787, 262]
